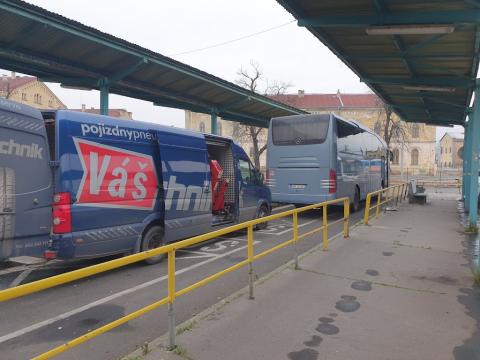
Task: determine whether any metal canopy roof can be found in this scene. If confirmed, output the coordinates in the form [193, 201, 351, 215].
[277, 0, 480, 126]
[0, 0, 306, 127]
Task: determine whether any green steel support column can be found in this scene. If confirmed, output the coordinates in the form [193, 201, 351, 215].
[100, 84, 109, 116]
[468, 95, 480, 227]
[463, 119, 472, 202]
[210, 111, 218, 135]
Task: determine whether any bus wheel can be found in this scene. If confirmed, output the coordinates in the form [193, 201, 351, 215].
[351, 188, 360, 213]
[255, 204, 270, 230]
[141, 226, 165, 265]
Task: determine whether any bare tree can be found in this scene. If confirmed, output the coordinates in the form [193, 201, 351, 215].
[373, 98, 409, 149]
[233, 60, 292, 169]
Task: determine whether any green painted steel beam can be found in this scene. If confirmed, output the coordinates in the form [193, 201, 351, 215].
[99, 79, 109, 116]
[345, 54, 472, 61]
[361, 76, 475, 88]
[390, 103, 470, 112]
[218, 97, 252, 112]
[107, 58, 148, 84]
[468, 100, 480, 226]
[297, 10, 480, 27]
[465, 0, 480, 8]
[210, 111, 218, 135]
[0, 1, 304, 116]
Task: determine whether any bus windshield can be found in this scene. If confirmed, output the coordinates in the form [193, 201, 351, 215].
[271, 116, 329, 146]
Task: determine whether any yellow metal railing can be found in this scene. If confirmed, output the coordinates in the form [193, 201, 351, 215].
[363, 183, 408, 225]
[0, 197, 350, 359]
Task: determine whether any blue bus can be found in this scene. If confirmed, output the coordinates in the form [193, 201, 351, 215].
[0, 99, 271, 263]
[266, 113, 388, 211]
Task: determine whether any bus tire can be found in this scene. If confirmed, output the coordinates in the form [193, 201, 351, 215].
[351, 187, 360, 213]
[0, 167, 15, 260]
[254, 204, 270, 230]
[141, 226, 165, 265]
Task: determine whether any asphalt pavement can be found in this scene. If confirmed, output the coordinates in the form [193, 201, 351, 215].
[0, 204, 365, 360]
[139, 196, 480, 360]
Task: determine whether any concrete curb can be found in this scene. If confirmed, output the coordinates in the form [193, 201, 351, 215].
[121, 215, 366, 360]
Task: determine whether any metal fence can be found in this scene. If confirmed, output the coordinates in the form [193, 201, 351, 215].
[0, 197, 350, 359]
[363, 183, 408, 225]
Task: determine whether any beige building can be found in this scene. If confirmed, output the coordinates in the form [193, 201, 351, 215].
[185, 110, 268, 170]
[0, 72, 133, 120]
[272, 91, 437, 175]
[0, 72, 65, 109]
[439, 132, 464, 168]
[185, 91, 437, 174]
[72, 104, 133, 120]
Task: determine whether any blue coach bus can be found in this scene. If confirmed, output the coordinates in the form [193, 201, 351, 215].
[266, 113, 388, 211]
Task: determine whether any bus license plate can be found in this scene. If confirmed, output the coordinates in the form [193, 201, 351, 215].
[290, 184, 306, 190]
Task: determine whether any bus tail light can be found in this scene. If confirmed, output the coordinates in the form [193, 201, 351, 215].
[266, 169, 275, 186]
[329, 169, 337, 194]
[52, 192, 72, 234]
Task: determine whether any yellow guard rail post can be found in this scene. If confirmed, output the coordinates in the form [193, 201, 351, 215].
[0, 197, 350, 359]
[364, 183, 407, 225]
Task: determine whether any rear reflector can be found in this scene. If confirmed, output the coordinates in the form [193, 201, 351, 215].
[53, 192, 72, 234]
[329, 169, 337, 194]
[44, 250, 57, 260]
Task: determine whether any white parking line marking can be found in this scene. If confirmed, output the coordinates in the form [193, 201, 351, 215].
[0, 241, 260, 344]
[258, 219, 318, 235]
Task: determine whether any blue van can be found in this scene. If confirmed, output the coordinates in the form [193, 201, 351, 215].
[0, 99, 271, 263]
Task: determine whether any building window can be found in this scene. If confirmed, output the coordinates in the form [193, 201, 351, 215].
[449, 147, 452, 153]
[441, 147, 443, 154]
[411, 124, 419, 138]
[199, 121, 205, 133]
[48, 99, 53, 107]
[249, 147, 254, 158]
[374, 121, 381, 135]
[217, 122, 222, 136]
[411, 148, 419, 166]
[392, 148, 399, 165]
[34, 94, 42, 104]
[21, 93, 27, 101]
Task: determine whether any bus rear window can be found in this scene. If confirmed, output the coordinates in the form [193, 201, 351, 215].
[271, 116, 329, 146]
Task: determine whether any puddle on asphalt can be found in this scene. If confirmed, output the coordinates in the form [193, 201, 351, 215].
[288, 348, 319, 360]
[366, 269, 380, 276]
[318, 317, 334, 323]
[315, 322, 339, 335]
[304, 335, 322, 347]
[335, 295, 361, 313]
[351, 280, 372, 291]
[382, 251, 394, 256]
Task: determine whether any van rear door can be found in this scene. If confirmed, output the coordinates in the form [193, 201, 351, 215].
[156, 129, 211, 242]
[0, 99, 52, 260]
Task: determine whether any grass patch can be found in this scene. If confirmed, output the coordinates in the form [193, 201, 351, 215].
[123, 356, 143, 360]
[465, 224, 478, 234]
[172, 344, 192, 359]
[176, 319, 197, 335]
[473, 267, 480, 284]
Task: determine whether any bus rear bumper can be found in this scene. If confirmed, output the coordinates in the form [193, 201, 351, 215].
[271, 192, 335, 205]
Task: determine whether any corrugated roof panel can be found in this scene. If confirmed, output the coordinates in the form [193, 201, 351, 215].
[0, 0, 305, 127]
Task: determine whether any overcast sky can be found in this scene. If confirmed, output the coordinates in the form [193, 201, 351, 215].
[1, 0, 463, 139]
